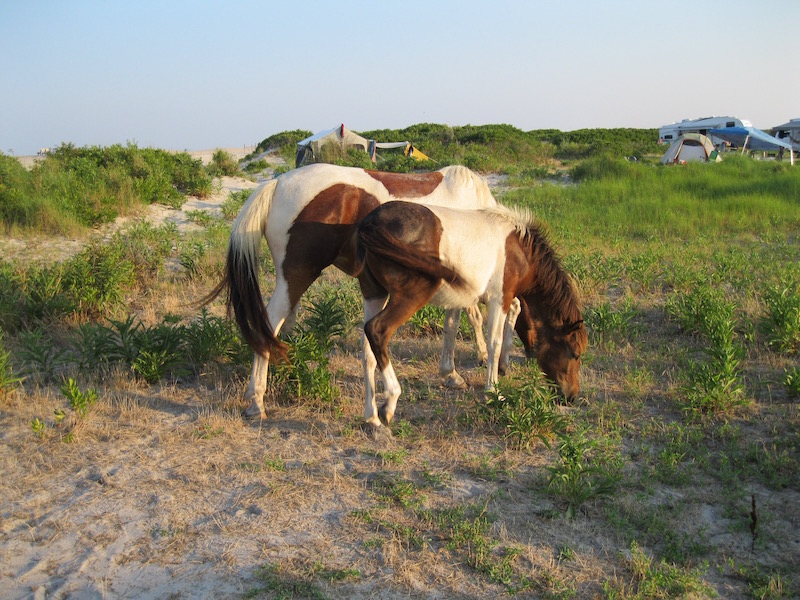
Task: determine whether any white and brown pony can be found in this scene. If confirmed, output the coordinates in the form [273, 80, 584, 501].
[354, 201, 587, 429]
[204, 163, 513, 419]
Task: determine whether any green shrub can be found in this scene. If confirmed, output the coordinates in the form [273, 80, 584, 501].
[207, 149, 240, 177]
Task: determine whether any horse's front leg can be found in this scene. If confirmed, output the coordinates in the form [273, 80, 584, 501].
[439, 308, 467, 390]
[499, 297, 521, 376]
[484, 302, 508, 391]
[243, 278, 292, 419]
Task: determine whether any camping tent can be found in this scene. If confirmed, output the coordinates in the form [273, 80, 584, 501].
[661, 133, 721, 164]
[296, 124, 371, 167]
[708, 126, 794, 165]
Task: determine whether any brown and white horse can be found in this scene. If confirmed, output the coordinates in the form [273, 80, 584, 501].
[205, 163, 513, 419]
[355, 201, 587, 429]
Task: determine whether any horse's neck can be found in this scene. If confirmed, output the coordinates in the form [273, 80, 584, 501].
[521, 235, 580, 328]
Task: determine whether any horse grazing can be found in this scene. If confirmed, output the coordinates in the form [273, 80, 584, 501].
[355, 201, 587, 429]
[204, 163, 502, 419]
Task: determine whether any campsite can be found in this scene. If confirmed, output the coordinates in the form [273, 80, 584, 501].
[1, 124, 799, 599]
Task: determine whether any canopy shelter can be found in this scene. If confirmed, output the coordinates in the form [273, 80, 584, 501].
[368, 140, 430, 162]
[708, 126, 794, 165]
[295, 124, 371, 167]
[661, 133, 721, 165]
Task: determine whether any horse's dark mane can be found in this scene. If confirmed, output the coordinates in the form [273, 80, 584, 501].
[520, 224, 582, 326]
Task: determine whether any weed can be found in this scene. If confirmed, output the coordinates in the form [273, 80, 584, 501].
[546, 429, 621, 518]
[668, 283, 748, 417]
[246, 563, 328, 600]
[61, 377, 98, 417]
[263, 457, 285, 472]
[477, 372, 569, 450]
[585, 298, 637, 349]
[17, 328, 68, 381]
[604, 541, 714, 599]
[784, 367, 800, 397]
[761, 283, 800, 355]
[0, 330, 24, 396]
[31, 417, 46, 437]
[221, 189, 251, 220]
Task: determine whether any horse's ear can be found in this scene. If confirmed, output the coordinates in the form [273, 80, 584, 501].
[566, 320, 584, 333]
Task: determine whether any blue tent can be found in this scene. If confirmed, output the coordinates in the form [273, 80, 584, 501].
[708, 126, 792, 152]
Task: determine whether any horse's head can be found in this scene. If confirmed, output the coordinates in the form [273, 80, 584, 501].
[536, 319, 587, 400]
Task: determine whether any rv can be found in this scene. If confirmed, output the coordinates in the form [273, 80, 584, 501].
[771, 118, 800, 152]
[658, 116, 753, 146]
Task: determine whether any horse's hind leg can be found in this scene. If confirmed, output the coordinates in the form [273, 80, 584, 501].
[243, 276, 293, 419]
[465, 305, 488, 365]
[364, 278, 439, 426]
[440, 308, 467, 390]
[362, 295, 388, 428]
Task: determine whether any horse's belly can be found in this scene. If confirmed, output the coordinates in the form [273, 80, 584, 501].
[431, 283, 481, 309]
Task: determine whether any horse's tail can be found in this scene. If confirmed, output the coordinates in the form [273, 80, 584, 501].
[201, 179, 288, 361]
[356, 221, 464, 288]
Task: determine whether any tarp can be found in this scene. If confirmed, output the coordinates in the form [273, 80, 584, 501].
[707, 127, 792, 152]
[661, 133, 721, 165]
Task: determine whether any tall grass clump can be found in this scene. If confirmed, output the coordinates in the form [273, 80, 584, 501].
[761, 282, 800, 355]
[666, 283, 748, 417]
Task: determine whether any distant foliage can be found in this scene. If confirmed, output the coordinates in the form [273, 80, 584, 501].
[0, 144, 211, 234]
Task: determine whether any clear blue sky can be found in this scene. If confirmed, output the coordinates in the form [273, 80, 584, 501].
[2, 1, 797, 156]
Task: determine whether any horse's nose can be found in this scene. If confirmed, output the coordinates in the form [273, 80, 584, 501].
[558, 378, 579, 402]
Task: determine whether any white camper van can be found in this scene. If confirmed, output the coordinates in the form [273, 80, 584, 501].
[772, 118, 800, 152]
[659, 116, 753, 145]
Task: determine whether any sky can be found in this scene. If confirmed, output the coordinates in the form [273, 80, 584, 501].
[2, 1, 798, 156]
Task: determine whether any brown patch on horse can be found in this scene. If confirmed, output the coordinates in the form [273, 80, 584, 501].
[366, 170, 443, 198]
[357, 202, 462, 289]
[284, 184, 379, 308]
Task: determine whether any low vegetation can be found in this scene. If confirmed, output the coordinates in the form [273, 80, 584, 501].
[1, 126, 798, 598]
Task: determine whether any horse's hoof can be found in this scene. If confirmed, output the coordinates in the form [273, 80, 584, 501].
[477, 354, 488, 367]
[361, 421, 393, 442]
[442, 372, 467, 390]
[378, 404, 394, 426]
[243, 404, 267, 420]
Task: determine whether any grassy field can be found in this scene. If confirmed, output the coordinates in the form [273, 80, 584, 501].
[1, 132, 798, 598]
